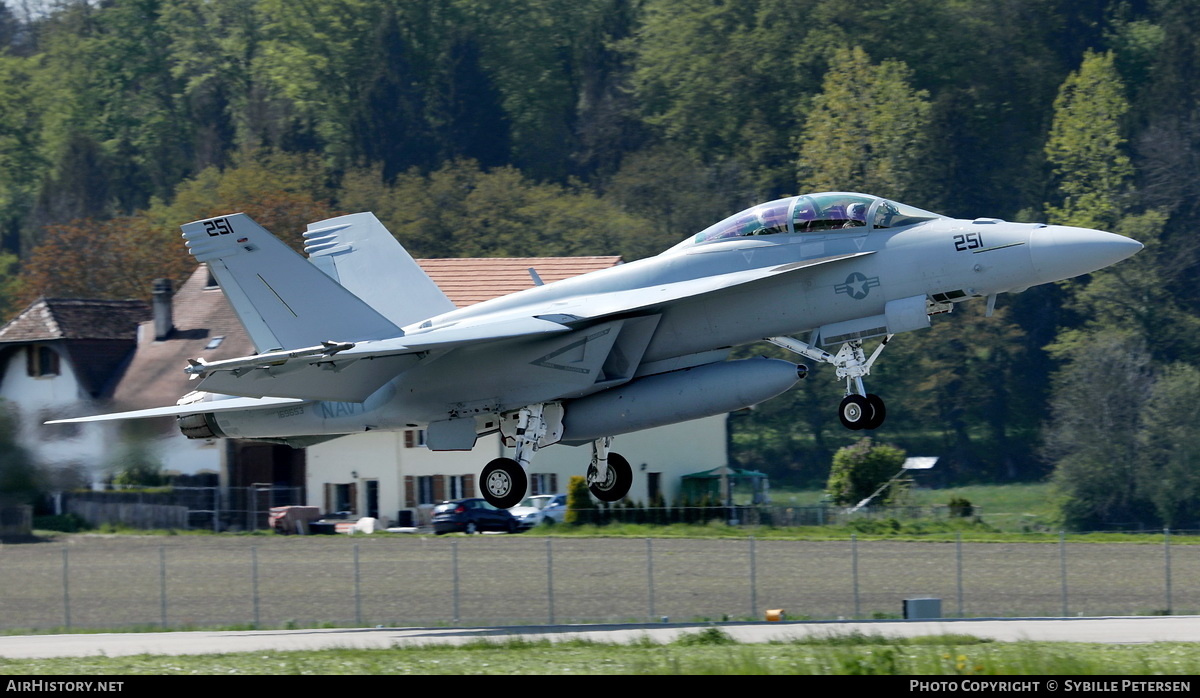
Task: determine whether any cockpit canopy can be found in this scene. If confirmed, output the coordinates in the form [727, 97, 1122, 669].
[676, 193, 944, 250]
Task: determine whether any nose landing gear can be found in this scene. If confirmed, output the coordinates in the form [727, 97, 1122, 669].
[766, 334, 892, 431]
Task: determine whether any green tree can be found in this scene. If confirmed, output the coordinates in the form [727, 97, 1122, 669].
[565, 474, 592, 525]
[1136, 363, 1200, 529]
[630, 0, 820, 194]
[339, 159, 656, 260]
[0, 399, 41, 506]
[1044, 331, 1153, 530]
[603, 144, 753, 258]
[108, 432, 165, 489]
[795, 46, 932, 202]
[825, 437, 906, 507]
[0, 53, 45, 252]
[1044, 50, 1133, 230]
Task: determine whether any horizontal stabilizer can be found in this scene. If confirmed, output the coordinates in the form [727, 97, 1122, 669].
[45, 396, 307, 425]
[181, 214, 402, 352]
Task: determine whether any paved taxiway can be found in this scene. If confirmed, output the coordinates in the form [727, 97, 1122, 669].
[2, 617, 1200, 659]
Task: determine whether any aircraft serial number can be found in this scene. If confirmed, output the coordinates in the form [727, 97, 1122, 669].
[953, 232, 983, 251]
[204, 217, 233, 236]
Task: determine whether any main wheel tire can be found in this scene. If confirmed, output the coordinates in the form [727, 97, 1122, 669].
[480, 457, 527, 509]
[588, 452, 633, 502]
[839, 394, 872, 430]
[864, 394, 886, 430]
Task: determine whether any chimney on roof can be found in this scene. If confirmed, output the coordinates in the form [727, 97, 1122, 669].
[152, 278, 173, 341]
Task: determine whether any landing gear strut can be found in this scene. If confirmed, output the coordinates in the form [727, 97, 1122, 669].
[482, 403, 560, 508]
[480, 405, 634, 508]
[766, 334, 893, 431]
[587, 436, 632, 502]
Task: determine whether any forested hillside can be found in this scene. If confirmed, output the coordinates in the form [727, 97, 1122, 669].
[1, 0, 1197, 527]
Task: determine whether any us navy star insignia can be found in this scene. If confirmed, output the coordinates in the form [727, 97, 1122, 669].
[835, 272, 880, 300]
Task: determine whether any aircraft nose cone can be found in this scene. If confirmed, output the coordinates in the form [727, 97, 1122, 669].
[1029, 225, 1143, 283]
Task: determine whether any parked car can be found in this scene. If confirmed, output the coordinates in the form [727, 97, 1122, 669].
[508, 494, 557, 530]
[538, 494, 568, 524]
[432, 498, 520, 535]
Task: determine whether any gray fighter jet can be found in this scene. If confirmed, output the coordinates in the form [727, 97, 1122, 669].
[52, 192, 1141, 508]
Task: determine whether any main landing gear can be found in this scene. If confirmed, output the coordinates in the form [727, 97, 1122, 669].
[479, 404, 634, 509]
[587, 436, 633, 503]
[766, 334, 893, 431]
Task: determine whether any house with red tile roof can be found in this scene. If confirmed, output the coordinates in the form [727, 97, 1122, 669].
[0, 298, 150, 489]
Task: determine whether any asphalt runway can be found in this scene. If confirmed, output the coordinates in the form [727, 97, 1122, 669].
[2, 616, 1200, 659]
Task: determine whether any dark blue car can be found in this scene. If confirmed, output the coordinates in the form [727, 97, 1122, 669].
[432, 498, 520, 535]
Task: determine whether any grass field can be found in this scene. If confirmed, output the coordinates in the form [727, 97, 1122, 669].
[772, 482, 1059, 531]
[3, 631, 1200, 675]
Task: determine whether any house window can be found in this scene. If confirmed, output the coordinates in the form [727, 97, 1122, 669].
[404, 429, 426, 448]
[530, 473, 557, 495]
[26, 345, 59, 378]
[330, 483, 355, 515]
[416, 475, 436, 504]
[446, 475, 467, 500]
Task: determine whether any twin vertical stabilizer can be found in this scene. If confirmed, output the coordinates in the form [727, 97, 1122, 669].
[303, 212, 456, 327]
[182, 212, 450, 353]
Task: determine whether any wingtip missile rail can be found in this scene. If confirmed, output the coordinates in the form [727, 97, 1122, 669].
[184, 340, 357, 380]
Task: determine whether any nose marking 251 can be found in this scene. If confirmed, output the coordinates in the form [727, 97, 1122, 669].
[953, 232, 983, 251]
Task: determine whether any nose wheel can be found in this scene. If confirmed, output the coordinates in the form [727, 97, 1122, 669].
[839, 393, 886, 430]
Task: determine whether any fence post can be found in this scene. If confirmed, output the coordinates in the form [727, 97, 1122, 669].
[251, 546, 260, 627]
[61, 546, 70, 630]
[1059, 530, 1068, 617]
[1164, 527, 1172, 615]
[452, 538, 460, 624]
[749, 536, 757, 620]
[159, 545, 167, 628]
[646, 538, 655, 620]
[956, 532, 964, 617]
[354, 542, 362, 626]
[851, 534, 860, 619]
[546, 537, 555, 625]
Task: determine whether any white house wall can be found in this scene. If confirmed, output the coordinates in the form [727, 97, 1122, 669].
[2, 347, 224, 487]
[306, 414, 727, 526]
[1, 347, 108, 488]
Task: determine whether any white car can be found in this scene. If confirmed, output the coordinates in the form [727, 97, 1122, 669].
[508, 494, 556, 529]
[537, 494, 568, 524]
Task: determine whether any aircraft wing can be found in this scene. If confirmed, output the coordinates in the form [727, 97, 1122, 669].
[46, 396, 307, 424]
[573, 251, 875, 319]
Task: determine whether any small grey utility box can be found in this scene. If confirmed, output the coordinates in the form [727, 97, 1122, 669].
[903, 597, 942, 620]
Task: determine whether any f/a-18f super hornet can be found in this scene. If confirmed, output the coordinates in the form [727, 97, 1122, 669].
[52, 192, 1142, 508]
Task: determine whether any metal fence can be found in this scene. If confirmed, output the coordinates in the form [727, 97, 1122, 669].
[60, 488, 964, 532]
[0, 532, 1196, 631]
[62, 487, 304, 532]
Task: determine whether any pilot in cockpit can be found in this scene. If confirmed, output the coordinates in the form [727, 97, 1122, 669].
[844, 202, 868, 228]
